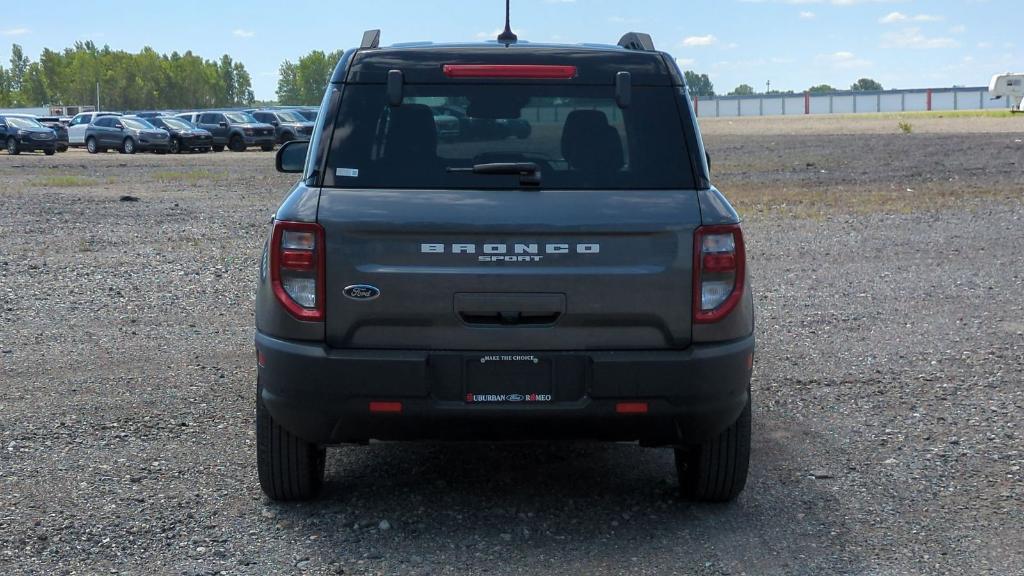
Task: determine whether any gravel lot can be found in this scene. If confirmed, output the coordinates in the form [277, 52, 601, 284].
[1, 117, 1022, 575]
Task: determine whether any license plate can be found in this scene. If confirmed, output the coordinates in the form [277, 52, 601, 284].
[464, 354, 553, 403]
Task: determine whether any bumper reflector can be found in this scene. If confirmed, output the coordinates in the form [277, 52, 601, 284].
[369, 401, 403, 414]
[616, 402, 648, 414]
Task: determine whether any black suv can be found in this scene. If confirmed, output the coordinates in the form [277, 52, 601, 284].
[251, 109, 314, 143]
[257, 30, 753, 503]
[145, 116, 213, 153]
[35, 116, 69, 152]
[0, 114, 57, 155]
[188, 111, 276, 152]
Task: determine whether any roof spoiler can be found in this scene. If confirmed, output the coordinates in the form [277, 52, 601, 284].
[617, 32, 655, 52]
[360, 29, 381, 49]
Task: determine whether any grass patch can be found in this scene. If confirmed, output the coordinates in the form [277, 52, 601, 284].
[151, 170, 227, 184]
[34, 176, 98, 187]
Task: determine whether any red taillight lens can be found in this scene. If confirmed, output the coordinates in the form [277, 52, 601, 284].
[442, 64, 577, 79]
[693, 224, 745, 324]
[270, 220, 324, 321]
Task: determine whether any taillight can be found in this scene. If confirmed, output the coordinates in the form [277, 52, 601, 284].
[442, 64, 577, 79]
[270, 220, 325, 321]
[693, 224, 745, 323]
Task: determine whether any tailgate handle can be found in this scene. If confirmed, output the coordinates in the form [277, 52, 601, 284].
[454, 293, 565, 326]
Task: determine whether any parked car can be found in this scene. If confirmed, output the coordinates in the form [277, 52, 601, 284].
[67, 111, 121, 147]
[188, 111, 276, 152]
[432, 105, 530, 140]
[256, 31, 753, 502]
[35, 116, 70, 151]
[0, 114, 57, 155]
[84, 116, 170, 154]
[251, 109, 315, 143]
[143, 116, 213, 153]
[291, 108, 319, 122]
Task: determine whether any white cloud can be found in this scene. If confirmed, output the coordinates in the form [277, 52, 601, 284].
[815, 51, 872, 69]
[879, 12, 943, 24]
[881, 27, 958, 49]
[682, 35, 717, 47]
[0, 27, 30, 36]
[799, 11, 816, 19]
[232, 29, 255, 38]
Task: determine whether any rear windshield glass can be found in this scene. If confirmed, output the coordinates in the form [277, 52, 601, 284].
[324, 85, 695, 189]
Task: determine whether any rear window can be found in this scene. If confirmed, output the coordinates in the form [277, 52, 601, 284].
[323, 84, 695, 189]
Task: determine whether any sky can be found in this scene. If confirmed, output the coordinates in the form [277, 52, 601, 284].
[0, 0, 1017, 101]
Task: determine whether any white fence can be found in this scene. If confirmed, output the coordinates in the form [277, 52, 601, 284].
[694, 87, 1011, 118]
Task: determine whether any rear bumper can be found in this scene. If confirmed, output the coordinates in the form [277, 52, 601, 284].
[256, 332, 754, 446]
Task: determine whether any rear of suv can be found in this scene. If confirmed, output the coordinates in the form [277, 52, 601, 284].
[256, 30, 754, 503]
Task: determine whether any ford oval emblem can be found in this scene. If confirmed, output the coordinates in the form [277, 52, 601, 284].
[343, 284, 380, 301]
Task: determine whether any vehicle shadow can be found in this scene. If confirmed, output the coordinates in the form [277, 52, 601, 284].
[262, 420, 870, 574]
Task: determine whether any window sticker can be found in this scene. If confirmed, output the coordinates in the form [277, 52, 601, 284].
[336, 167, 359, 177]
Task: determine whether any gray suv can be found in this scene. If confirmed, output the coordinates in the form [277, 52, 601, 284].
[186, 111, 276, 152]
[85, 116, 170, 154]
[256, 30, 754, 503]
[251, 109, 314, 143]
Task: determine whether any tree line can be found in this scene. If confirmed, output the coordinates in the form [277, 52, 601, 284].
[0, 42, 254, 110]
[683, 71, 883, 98]
[0, 42, 888, 110]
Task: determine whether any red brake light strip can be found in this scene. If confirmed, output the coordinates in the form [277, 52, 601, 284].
[442, 64, 577, 79]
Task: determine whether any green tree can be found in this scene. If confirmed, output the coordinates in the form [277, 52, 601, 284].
[850, 78, 883, 91]
[8, 44, 29, 93]
[277, 50, 342, 105]
[729, 84, 755, 96]
[807, 84, 835, 94]
[683, 71, 715, 98]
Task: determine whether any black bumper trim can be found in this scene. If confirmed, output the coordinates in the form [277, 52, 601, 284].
[256, 332, 753, 446]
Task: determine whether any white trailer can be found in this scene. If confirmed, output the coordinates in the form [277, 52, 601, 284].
[989, 73, 1024, 112]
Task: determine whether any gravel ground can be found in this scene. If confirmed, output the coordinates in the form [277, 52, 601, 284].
[1, 118, 1022, 575]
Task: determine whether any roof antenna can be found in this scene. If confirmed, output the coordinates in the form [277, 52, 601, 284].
[497, 0, 517, 45]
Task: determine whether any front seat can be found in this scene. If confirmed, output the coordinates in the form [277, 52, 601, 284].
[560, 110, 624, 178]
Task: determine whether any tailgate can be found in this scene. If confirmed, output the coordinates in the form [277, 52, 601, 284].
[319, 188, 700, 350]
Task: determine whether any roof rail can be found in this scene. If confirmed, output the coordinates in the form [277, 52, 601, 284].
[360, 29, 381, 49]
[617, 32, 655, 52]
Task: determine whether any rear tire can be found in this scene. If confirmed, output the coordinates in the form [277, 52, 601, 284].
[675, 396, 751, 502]
[256, 387, 325, 501]
[260, 144, 275, 152]
[86, 137, 98, 154]
[169, 138, 181, 154]
[44, 148, 55, 156]
[7, 138, 19, 155]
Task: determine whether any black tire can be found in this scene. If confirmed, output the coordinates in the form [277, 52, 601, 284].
[280, 132, 295, 145]
[86, 137, 98, 154]
[122, 137, 136, 154]
[260, 144, 275, 152]
[44, 148, 55, 156]
[7, 138, 19, 155]
[256, 388, 325, 501]
[675, 396, 751, 502]
[228, 134, 246, 152]
[57, 144, 68, 153]
[169, 138, 181, 154]
[212, 144, 225, 152]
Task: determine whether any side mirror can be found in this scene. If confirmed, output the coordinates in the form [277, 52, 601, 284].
[219, 121, 228, 128]
[115, 123, 124, 130]
[276, 139, 308, 173]
[271, 120, 280, 127]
